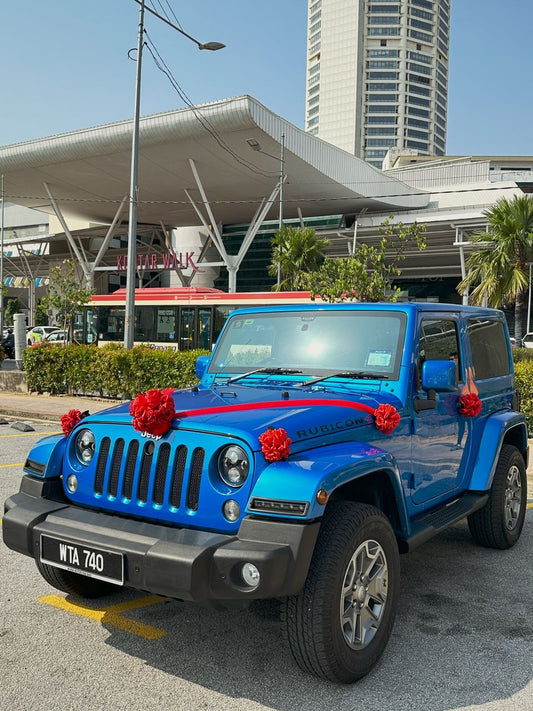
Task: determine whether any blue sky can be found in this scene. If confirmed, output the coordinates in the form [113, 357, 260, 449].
[1, 0, 531, 155]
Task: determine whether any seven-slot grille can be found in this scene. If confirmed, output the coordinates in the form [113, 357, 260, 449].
[93, 436, 206, 511]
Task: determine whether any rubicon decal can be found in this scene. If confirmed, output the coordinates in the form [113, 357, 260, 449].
[296, 417, 365, 439]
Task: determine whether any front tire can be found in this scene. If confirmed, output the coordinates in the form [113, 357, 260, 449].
[36, 559, 121, 598]
[281, 502, 400, 683]
[468, 444, 527, 549]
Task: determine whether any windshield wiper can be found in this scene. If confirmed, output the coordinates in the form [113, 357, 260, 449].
[226, 367, 302, 384]
[298, 371, 387, 387]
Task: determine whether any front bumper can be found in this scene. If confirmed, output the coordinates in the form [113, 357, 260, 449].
[3, 475, 320, 603]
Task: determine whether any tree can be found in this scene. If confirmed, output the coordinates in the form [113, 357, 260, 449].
[5, 297, 21, 326]
[458, 195, 533, 342]
[42, 260, 93, 342]
[304, 218, 426, 302]
[268, 226, 329, 291]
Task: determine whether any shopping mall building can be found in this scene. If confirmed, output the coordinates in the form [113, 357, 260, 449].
[1, 95, 532, 322]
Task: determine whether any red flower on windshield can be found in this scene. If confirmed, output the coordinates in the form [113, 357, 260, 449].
[259, 427, 292, 462]
[130, 388, 176, 436]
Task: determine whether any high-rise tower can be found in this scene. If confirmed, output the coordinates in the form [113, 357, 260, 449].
[306, 0, 450, 168]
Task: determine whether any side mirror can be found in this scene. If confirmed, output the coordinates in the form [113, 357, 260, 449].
[195, 355, 210, 379]
[421, 360, 457, 392]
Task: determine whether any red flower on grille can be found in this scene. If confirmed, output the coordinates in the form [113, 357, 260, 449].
[374, 403, 400, 435]
[458, 392, 482, 418]
[130, 388, 176, 436]
[61, 409, 86, 437]
[259, 427, 292, 462]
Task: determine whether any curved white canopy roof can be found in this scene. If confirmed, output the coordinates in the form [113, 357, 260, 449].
[0, 95, 427, 226]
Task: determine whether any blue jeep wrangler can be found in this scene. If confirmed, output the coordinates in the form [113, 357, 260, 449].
[3, 303, 528, 683]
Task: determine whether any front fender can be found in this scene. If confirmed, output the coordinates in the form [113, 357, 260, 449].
[468, 411, 528, 491]
[23, 434, 66, 479]
[248, 441, 407, 523]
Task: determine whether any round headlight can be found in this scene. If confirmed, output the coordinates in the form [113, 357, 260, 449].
[75, 429, 96, 465]
[218, 445, 249, 488]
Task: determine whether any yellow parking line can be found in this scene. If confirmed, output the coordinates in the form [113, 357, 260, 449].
[0, 431, 61, 438]
[0, 462, 24, 468]
[39, 594, 167, 640]
[527, 501, 533, 510]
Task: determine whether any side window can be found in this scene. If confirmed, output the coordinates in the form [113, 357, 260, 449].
[467, 319, 510, 380]
[418, 318, 461, 385]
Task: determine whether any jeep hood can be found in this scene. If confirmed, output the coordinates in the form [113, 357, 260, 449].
[80, 386, 403, 452]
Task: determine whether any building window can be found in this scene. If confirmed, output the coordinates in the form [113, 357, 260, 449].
[408, 105, 430, 118]
[367, 60, 400, 69]
[369, 27, 400, 36]
[365, 149, 388, 158]
[409, 51, 431, 64]
[367, 127, 397, 135]
[406, 139, 429, 150]
[406, 117, 429, 129]
[368, 49, 399, 57]
[367, 83, 398, 91]
[408, 95, 431, 107]
[406, 128, 429, 140]
[367, 115, 398, 123]
[409, 62, 431, 75]
[410, 30, 432, 42]
[367, 71, 399, 80]
[367, 93, 399, 102]
[366, 138, 396, 147]
[369, 4, 400, 12]
[369, 16, 400, 25]
[411, 0, 434, 9]
[410, 7, 433, 21]
[410, 18, 433, 32]
[367, 104, 398, 113]
[408, 83, 431, 96]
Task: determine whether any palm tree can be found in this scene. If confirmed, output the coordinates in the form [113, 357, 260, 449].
[458, 195, 533, 342]
[268, 226, 329, 291]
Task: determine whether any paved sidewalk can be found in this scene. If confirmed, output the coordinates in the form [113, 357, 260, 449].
[0, 391, 123, 422]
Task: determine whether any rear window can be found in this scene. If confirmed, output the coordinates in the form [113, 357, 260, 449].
[467, 319, 510, 380]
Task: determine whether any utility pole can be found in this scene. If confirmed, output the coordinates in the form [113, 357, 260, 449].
[124, 1, 225, 349]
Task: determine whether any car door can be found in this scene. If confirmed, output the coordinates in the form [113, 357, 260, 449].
[410, 315, 473, 506]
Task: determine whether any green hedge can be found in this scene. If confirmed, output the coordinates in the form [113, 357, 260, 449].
[22, 343, 209, 399]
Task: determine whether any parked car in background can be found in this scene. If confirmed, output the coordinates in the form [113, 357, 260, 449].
[521, 333, 533, 348]
[27, 326, 59, 345]
[44, 330, 68, 343]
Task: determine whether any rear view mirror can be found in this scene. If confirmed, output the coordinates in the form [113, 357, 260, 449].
[421, 360, 457, 392]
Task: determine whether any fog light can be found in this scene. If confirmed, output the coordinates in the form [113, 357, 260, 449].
[66, 474, 78, 493]
[223, 499, 241, 522]
[241, 562, 260, 589]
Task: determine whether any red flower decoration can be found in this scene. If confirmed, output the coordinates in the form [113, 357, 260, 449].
[259, 427, 292, 462]
[61, 409, 86, 437]
[130, 388, 176, 436]
[458, 393, 482, 418]
[373, 403, 400, 435]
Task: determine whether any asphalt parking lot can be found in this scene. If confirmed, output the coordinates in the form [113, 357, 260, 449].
[1, 422, 532, 711]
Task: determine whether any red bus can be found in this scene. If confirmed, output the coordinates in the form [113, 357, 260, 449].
[88, 287, 315, 351]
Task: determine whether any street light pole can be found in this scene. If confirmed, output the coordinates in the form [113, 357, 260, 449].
[124, 1, 225, 349]
[124, 0, 145, 350]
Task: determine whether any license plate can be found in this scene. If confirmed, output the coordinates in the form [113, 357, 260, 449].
[40, 534, 124, 585]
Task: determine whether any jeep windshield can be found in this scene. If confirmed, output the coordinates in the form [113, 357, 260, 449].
[209, 309, 406, 381]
